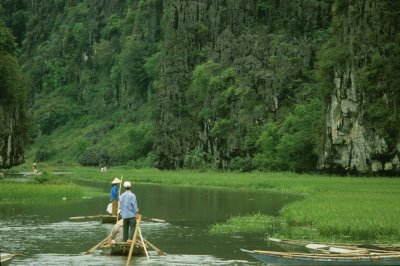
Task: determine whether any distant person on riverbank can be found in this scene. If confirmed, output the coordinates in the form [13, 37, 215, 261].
[32, 163, 38, 174]
[110, 178, 121, 216]
[119, 181, 139, 243]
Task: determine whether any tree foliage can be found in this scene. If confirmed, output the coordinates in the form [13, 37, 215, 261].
[3, 0, 400, 173]
[254, 99, 324, 172]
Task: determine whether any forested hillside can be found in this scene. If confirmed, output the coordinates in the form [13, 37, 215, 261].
[1, 0, 399, 174]
[0, 16, 27, 168]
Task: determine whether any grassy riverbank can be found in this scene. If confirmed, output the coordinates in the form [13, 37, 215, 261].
[0, 183, 84, 203]
[0, 168, 104, 202]
[8, 163, 400, 242]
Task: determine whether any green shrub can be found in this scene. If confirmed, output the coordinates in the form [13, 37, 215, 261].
[79, 147, 110, 166]
[254, 99, 323, 172]
[210, 213, 281, 234]
[184, 148, 206, 169]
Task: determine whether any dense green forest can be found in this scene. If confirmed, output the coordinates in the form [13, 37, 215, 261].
[1, 0, 399, 173]
[0, 14, 27, 168]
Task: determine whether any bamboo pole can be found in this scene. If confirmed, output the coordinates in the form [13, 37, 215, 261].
[85, 235, 112, 255]
[126, 214, 142, 266]
[116, 176, 123, 223]
[138, 226, 149, 260]
[69, 215, 165, 223]
[144, 238, 166, 256]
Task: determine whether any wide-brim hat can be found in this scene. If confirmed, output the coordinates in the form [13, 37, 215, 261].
[111, 177, 121, 184]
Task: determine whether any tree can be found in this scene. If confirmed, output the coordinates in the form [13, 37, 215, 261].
[254, 99, 323, 172]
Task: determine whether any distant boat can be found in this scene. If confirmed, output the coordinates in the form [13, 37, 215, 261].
[69, 214, 166, 224]
[0, 253, 17, 266]
[100, 215, 117, 224]
[68, 214, 117, 223]
[241, 248, 400, 265]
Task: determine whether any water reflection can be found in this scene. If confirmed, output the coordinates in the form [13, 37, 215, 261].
[0, 182, 301, 265]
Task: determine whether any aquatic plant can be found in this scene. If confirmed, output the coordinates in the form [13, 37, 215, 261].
[210, 214, 281, 235]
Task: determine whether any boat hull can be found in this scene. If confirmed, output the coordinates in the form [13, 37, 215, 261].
[242, 249, 400, 265]
[268, 238, 400, 252]
[0, 254, 16, 266]
[100, 242, 146, 256]
[100, 215, 117, 224]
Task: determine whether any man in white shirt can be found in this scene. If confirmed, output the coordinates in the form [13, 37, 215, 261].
[119, 181, 139, 242]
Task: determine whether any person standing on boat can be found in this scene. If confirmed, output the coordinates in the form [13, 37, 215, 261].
[110, 177, 121, 216]
[119, 181, 139, 243]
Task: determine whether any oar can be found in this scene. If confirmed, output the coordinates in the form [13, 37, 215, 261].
[143, 238, 166, 256]
[69, 215, 103, 220]
[126, 214, 142, 266]
[84, 235, 112, 255]
[138, 226, 149, 260]
[143, 217, 166, 223]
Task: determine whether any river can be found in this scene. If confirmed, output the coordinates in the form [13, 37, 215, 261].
[0, 181, 301, 265]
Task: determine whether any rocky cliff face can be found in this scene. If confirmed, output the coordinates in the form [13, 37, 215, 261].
[319, 0, 400, 173]
[0, 22, 27, 168]
[0, 104, 25, 168]
[156, 0, 333, 169]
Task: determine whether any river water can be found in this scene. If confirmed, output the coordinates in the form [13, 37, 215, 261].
[0, 181, 301, 265]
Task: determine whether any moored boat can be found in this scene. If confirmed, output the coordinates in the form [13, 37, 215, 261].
[267, 237, 400, 253]
[0, 253, 17, 266]
[69, 214, 118, 223]
[241, 249, 400, 265]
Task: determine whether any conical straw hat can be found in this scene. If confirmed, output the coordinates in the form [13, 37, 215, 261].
[111, 177, 121, 184]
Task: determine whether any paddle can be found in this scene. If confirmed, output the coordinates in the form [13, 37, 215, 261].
[145, 217, 166, 223]
[126, 214, 142, 266]
[69, 215, 165, 223]
[116, 176, 123, 223]
[84, 235, 112, 255]
[84, 220, 124, 255]
[143, 238, 167, 256]
[138, 226, 149, 260]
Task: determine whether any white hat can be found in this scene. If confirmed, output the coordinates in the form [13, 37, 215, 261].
[124, 181, 131, 188]
[111, 177, 121, 184]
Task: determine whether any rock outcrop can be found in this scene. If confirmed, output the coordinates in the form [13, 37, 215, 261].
[0, 104, 25, 168]
[319, 0, 400, 173]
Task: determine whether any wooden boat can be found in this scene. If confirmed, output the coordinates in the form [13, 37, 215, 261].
[0, 253, 17, 266]
[69, 214, 117, 223]
[100, 215, 117, 224]
[69, 214, 165, 224]
[241, 249, 400, 265]
[99, 241, 148, 256]
[268, 237, 400, 253]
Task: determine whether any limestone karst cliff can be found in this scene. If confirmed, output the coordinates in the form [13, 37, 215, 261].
[1, 0, 399, 173]
[319, 0, 400, 173]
